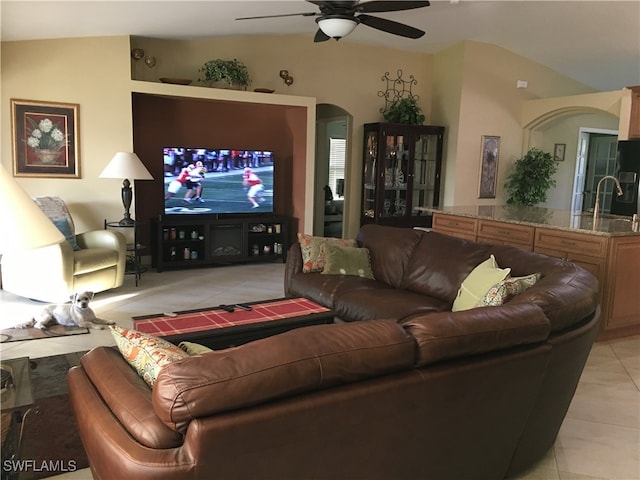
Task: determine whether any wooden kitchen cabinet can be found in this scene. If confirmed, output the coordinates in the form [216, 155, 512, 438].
[431, 213, 477, 240]
[629, 86, 640, 139]
[477, 220, 534, 250]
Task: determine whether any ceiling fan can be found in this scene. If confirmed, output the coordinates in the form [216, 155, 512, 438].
[236, 1, 430, 42]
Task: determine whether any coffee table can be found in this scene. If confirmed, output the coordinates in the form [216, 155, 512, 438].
[132, 297, 335, 350]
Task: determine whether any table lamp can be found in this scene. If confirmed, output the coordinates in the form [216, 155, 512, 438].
[0, 164, 65, 253]
[99, 152, 153, 226]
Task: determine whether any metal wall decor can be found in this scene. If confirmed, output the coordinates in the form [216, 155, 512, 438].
[378, 69, 419, 114]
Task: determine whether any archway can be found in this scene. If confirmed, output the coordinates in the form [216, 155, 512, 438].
[315, 104, 353, 237]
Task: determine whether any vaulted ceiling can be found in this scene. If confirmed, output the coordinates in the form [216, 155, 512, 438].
[2, 1, 638, 92]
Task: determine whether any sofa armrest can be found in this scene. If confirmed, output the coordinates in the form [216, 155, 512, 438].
[401, 303, 551, 367]
[284, 242, 303, 297]
[77, 229, 126, 253]
[1, 241, 74, 301]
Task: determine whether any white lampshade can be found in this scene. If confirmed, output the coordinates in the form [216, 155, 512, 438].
[317, 17, 359, 39]
[99, 152, 153, 226]
[99, 152, 153, 180]
[0, 164, 65, 253]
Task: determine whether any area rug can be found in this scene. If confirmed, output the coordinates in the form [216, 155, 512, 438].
[2, 352, 90, 479]
[133, 297, 331, 337]
[0, 325, 89, 343]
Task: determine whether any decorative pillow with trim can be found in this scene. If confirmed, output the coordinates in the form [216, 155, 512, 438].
[52, 218, 81, 251]
[297, 233, 357, 273]
[110, 326, 189, 387]
[452, 255, 511, 312]
[476, 273, 542, 307]
[321, 244, 375, 279]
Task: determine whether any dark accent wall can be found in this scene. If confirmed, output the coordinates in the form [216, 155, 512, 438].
[132, 92, 307, 253]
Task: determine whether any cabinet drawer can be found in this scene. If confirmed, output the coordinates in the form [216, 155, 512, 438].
[534, 246, 606, 284]
[535, 228, 608, 258]
[432, 213, 477, 236]
[477, 220, 534, 248]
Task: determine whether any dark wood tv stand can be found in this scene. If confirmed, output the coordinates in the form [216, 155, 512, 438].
[151, 216, 290, 272]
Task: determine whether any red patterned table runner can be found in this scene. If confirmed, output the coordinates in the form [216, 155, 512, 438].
[133, 297, 331, 337]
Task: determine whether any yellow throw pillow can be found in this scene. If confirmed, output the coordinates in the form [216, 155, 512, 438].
[452, 255, 511, 312]
[110, 326, 189, 387]
[178, 341, 214, 355]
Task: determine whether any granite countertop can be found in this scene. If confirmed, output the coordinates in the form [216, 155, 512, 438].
[416, 205, 640, 237]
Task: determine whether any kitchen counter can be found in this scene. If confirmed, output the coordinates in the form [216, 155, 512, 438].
[420, 205, 640, 340]
[416, 205, 640, 237]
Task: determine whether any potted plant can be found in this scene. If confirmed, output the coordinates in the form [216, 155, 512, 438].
[383, 97, 425, 125]
[198, 58, 251, 89]
[504, 147, 558, 206]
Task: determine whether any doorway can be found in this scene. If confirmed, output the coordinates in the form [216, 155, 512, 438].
[315, 105, 352, 238]
[571, 128, 618, 213]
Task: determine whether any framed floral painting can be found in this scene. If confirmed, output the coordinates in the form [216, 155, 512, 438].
[11, 99, 80, 178]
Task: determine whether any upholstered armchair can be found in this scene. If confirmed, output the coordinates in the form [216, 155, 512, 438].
[1, 196, 126, 302]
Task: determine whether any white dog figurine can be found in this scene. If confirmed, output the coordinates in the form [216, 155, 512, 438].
[18, 292, 115, 330]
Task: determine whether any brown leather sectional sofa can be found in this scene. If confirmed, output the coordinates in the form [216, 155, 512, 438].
[68, 224, 600, 480]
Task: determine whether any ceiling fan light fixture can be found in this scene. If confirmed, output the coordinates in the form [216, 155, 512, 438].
[316, 16, 359, 39]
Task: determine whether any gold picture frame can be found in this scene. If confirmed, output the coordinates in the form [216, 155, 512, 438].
[554, 143, 566, 161]
[478, 135, 500, 199]
[11, 99, 80, 178]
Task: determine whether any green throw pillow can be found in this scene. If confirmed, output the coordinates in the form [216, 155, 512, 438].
[321, 244, 375, 279]
[452, 255, 511, 312]
[52, 218, 81, 251]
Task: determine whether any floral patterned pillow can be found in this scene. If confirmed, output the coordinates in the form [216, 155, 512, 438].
[297, 233, 357, 273]
[110, 326, 189, 387]
[476, 273, 542, 307]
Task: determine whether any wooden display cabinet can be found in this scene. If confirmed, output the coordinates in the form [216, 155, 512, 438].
[361, 123, 444, 227]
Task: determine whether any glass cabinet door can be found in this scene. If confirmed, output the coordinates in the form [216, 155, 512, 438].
[362, 131, 378, 220]
[413, 132, 440, 210]
[382, 133, 409, 218]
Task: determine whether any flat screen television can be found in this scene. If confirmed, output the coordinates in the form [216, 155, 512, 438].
[163, 147, 274, 216]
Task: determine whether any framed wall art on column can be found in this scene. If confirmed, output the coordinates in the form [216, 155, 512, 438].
[478, 135, 500, 199]
[11, 99, 80, 178]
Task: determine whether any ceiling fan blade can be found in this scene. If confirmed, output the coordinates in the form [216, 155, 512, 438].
[356, 1, 430, 14]
[306, 1, 358, 9]
[314, 28, 331, 42]
[236, 12, 317, 21]
[358, 14, 425, 39]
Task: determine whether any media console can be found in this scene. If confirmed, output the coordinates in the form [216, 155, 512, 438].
[151, 216, 290, 272]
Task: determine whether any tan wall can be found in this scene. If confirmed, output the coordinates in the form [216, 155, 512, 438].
[2, 36, 133, 233]
[2, 33, 617, 241]
[431, 41, 596, 207]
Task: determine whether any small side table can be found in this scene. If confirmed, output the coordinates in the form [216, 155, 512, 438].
[1, 357, 36, 480]
[104, 220, 146, 286]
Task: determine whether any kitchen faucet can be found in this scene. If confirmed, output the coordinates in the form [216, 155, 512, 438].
[593, 175, 623, 222]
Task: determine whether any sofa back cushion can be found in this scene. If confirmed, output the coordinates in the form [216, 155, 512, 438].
[490, 245, 599, 332]
[152, 319, 416, 434]
[401, 231, 492, 305]
[356, 224, 422, 288]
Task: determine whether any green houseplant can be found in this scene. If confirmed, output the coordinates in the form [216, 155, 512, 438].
[504, 147, 559, 206]
[198, 58, 251, 89]
[383, 97, 425, 125]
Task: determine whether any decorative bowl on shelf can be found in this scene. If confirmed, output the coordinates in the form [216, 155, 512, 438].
[159, 77, 192, 85]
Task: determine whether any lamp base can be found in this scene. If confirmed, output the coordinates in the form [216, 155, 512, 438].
[118, 217, 135, 227]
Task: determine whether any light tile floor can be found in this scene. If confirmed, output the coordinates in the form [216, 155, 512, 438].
[0, 263, 638, 480]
